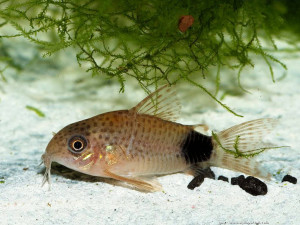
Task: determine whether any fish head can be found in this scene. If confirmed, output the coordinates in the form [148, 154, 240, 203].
[42, 119, 103, 186]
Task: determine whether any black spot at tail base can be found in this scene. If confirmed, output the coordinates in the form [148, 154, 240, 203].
[181, 130, 213, 164]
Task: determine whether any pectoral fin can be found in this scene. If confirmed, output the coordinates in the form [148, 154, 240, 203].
[104, 169, 162, 192]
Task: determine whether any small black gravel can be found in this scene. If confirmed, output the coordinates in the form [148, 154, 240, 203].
[282, 175, 297, 184]
[189, 170, 272, 196]
[231, 175, 245, 185]
[238, 176, 268, 196]
[218, 176, 229, 182]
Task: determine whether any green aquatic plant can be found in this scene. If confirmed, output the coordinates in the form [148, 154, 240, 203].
[0, 39, 9, 82]
[26, 105, 45, 117]
[273, 168, 283, 177]
[0, 0, 299, 115]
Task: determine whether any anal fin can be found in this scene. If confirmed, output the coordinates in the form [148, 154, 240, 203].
[187, 167, 215, 190]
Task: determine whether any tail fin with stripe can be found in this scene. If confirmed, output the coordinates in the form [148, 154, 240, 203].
[209, 118, 279, 179]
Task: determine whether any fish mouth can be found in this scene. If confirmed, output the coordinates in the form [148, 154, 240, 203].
[41, 153, 52, 189]
[40, 150, 96, 188]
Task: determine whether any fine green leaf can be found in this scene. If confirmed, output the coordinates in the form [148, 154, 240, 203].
[0, 0, 296, 116]
[26, 105, 46, 117]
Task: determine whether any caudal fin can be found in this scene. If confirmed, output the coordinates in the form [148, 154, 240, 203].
[209, 118, 278, 180]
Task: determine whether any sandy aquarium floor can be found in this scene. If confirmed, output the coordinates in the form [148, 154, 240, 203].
[0, 45, 300, 225]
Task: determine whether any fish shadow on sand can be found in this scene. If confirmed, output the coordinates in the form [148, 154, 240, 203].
[38, 162, 152, 192]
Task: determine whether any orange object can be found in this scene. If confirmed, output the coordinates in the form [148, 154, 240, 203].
[178, 15, 195, 32]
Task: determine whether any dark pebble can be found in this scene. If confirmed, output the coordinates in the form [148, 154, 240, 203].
[282, 175, 297, 184]
[231, 175, 245, 185]
[218, 176, 229, 182]
[239, 176, 268, 196]
[187, 175, 204, 190]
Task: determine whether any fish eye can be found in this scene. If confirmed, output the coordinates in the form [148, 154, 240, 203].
[68, 135, 87, 154]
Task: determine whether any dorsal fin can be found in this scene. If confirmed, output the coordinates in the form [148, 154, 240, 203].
[130, 85, 181, 122]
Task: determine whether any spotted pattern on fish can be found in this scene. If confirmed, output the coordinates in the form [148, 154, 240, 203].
[42, 85, 280, 192]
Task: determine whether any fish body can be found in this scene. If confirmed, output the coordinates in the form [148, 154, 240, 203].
[43, 85, 278, 191]
[48, 110, 189, 176]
